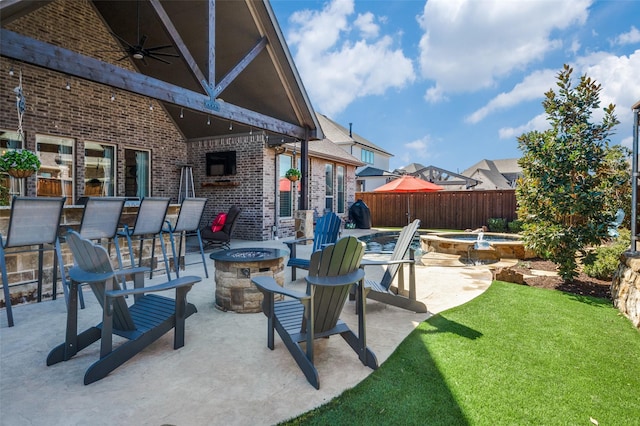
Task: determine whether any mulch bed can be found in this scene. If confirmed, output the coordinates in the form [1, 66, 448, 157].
[508, 258, 612, 300]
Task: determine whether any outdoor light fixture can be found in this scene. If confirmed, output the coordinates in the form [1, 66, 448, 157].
[207, 116, 211, 125]
[149, 101, 153, 111]
[229, 121, 233, 130]
[133, 52, 144, 60]
[180, 108, 184, 119]
[65, 81, 70, 90]
[9, 67, 14, 76]
[111, 93, 115, 101]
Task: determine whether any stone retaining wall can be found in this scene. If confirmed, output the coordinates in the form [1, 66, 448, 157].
[612, 252, 640, 328]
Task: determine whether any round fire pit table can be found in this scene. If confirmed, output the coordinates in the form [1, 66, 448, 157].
[210, 248, 287, 313]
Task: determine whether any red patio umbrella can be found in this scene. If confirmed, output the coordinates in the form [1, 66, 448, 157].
[374, 175, 444, 223]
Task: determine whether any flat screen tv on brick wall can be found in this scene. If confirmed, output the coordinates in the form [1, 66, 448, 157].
[206, 151, 236, 176]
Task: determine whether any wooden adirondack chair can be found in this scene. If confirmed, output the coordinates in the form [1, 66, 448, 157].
[361, 219, 427, 313]
[47, 231, 201, 385]
[284, 211, 341, 281]
[252, 236, 378, 389]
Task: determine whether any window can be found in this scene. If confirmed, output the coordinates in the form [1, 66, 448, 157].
[325, 163, 334, 212]
[84, 142, 115, 197]
[279, 154, 293, 217]
[124, 148, 150, 198]
[361, 148, 374, 164]
[337, 165, 345, 213]
[0, 130, 23, 203]
[36, 134, 74, 203]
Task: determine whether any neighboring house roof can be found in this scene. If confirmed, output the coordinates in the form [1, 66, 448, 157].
[281, 138, 363, 167]
[461, 158, 522, 189]
[356, 166, 398, 178]
[411, 165, 480, 189]
[307, 139, 363, 166]
[395, 163, 424, 174]
[316, 113, 393, 157]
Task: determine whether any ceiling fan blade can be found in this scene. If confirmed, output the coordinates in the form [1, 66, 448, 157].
[110, 31, 136, 49]
[145, 44, 175, 52]
[148, 55, 172, 65]
[148, 51, 181, 58]
[138, 34, 147, 48]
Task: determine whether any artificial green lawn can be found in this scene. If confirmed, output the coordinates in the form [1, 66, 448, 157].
[283, 281, 640, 425]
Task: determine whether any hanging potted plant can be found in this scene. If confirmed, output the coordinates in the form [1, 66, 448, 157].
[285, 168, 301, 182]
[0, 149, 41, 178]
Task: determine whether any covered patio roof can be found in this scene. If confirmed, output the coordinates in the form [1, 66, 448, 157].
[0, 0, 321, 141]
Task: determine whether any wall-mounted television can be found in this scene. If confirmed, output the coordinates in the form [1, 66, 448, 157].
[206, 151, 236, 176]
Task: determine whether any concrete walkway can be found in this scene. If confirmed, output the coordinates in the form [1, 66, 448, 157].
[1, 231, 496, 426]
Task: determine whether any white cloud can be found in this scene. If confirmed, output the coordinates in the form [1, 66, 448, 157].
[498, 49, 640, 142]
[499, 113, 549, 140]
[354, 12, 379, 39]
[575, 49, 640, 136]
[285, 0, 415, 116]
[396, 136, 434, 164]
[613, 26, 640, 46]
[466, 69, 557, 123]
[417, 0, 591, 94]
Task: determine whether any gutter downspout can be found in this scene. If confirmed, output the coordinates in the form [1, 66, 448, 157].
[631, 103, 639, 253]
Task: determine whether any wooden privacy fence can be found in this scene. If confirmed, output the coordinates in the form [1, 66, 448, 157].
[354, 190, 517, 230]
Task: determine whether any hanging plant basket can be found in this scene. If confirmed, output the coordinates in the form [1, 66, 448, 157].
[0, 149, 41, 179]
[285, 168, 301, 182]
[7, 168, 34, 178]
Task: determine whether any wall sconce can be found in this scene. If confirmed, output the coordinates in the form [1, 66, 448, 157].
[149, 101, 154, 111]
[110, 93, 115, 101]
[180, 108, 184, 119]
[229, 121, 233, 130]
[207, 116, 211, 125]
[65, 81, 71, 90]
[9, 67, 14, 76]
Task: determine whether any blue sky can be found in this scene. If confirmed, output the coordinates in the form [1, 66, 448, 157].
[270, 0, 640, 173]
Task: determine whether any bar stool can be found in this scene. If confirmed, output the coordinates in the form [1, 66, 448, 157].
[116, 197, 171, 279]
[74, 197, 126, 308]
[162, 197, 209, 279]
[1, 196, 66, 327]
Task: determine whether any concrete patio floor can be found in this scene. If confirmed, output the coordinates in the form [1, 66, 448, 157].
[1, 230, 500, 426]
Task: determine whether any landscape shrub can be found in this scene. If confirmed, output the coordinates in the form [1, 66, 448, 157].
[508, 220, 523, 234]
[583, 229, 630, 280]
[487, 218, 507, 233]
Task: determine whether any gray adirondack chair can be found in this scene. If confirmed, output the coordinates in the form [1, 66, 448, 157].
[361, 219, 427, 313]
[47, 230, 201, 385]
[252, 236, 378, 389]
[284, 211, 342, 281]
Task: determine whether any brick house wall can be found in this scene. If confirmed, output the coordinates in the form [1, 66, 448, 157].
[1, 0, 185, 202]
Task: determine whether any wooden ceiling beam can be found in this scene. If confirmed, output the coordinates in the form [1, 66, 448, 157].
[149, 0, 208, 93]
[210, 36, 267, 99]
[0, 28, 308, 139]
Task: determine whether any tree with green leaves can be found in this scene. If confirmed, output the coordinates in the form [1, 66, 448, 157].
[516, 64, 630, 281]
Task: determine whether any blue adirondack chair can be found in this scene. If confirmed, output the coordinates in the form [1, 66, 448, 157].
[284, 212, 341, 281]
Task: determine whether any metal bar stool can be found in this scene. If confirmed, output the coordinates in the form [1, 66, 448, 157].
[1, 196, 66, 327]
[116, 197, 171, 279]
[74, 197, 126, 308]
[162, 197, 209, 279]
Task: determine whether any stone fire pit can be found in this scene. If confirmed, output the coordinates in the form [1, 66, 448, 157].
[210, 248, 286, 313]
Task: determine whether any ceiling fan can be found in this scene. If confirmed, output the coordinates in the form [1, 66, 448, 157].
[110, 1, 179, 65]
